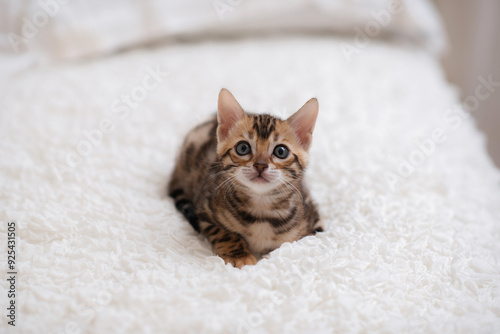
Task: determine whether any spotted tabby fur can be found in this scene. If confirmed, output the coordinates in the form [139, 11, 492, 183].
[169, 89, 323, 268]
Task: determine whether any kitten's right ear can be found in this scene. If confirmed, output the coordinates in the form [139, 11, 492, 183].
[217, 88, 245, 141]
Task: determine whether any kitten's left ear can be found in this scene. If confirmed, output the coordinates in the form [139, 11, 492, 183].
[287, 98, 319, 151]
[217, 88, 245, 141]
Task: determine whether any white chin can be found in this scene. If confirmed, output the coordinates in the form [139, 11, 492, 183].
[242, 177, 277, 193]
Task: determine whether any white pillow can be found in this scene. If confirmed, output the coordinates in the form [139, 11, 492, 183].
[0, 0, 446, 65]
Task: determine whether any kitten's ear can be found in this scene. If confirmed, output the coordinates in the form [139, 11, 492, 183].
[217, 88, 245, 141]
[287, 98, 319, 150]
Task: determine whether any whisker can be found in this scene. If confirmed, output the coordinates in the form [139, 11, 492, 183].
[202, 170, 228, 186]
[213, 175, 238, 197]
[202, 162, 224, 173]
[278, 175, 303, 203]
[223, 177, 239, 201]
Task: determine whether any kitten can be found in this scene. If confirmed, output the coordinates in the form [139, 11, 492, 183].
[169, 89, 323, 268]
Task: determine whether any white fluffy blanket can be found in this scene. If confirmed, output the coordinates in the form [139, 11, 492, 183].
[1, 36, 500, 333]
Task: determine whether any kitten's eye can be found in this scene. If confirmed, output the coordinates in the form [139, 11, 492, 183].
[235, 141, 251, 156]
[273, 145, 289, 159]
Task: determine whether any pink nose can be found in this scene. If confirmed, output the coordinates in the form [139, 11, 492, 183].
[253, 162, 268, 174]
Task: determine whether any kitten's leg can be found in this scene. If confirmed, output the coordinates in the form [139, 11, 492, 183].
[169, 187, 200, 232]
[311, 224, 324, 234]
[199, 220, 256, 268]
[308, 220, 324, 235]
[304, 199, 323, 235]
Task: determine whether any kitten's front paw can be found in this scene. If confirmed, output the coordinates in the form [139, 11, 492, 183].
[222, 254, 257, 269]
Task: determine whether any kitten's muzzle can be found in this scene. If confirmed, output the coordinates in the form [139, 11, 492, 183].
[253, 162, 268, 175]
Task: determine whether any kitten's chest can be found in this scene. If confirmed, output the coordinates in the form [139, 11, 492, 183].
[243, 220, 300, 256]
[225, 195, 303, 255]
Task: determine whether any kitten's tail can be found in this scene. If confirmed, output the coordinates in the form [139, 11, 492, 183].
[169, 189, 200, 232]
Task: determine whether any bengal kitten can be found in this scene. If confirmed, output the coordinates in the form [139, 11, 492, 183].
[169, 89, 323, 268]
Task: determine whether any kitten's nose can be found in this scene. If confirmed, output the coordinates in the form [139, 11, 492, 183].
[253, 162, 268, 174]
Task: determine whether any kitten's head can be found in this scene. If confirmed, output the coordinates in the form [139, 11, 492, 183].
[216, 88, 318, 194]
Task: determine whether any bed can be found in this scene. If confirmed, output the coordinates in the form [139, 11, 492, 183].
[1, 1, 500, 333]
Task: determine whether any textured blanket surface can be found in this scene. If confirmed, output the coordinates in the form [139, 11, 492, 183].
[1, 36, 500, 333]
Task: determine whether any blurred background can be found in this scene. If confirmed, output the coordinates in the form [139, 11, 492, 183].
[434, 0, 500, 168]
[1, 0, 498, 167]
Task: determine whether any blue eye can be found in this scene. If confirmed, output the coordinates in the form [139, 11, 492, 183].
[273, 145, 289, 159]
[235, 141, 251, 155]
